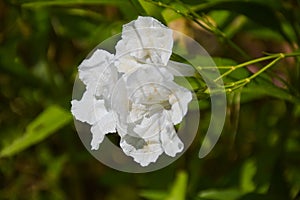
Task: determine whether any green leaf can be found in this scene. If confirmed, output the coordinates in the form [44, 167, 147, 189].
[129, 0, 147, 16]
[0, 105, 72, 158]
[162, 7, 182, 23]
[198, 188, 244, 200]
[138, 0, 165, 22]
[21, 0, 130, 8]
[165, 171, 188, 200]
[193, 1, 289, 41]
[240, 159, 256, 193]
[208, 10, 232, 29]
[212, 57, 237, 67]
[140, 190, 168, 200]
[241, 78, 299, 104]
[140, 171, 188, 200]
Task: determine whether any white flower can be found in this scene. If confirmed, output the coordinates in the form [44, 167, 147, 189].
[112, 65, 192, 166]
[71, 16, 193, 167]
[71, 49, 117, 150]
[115, 16, 195, 77]
[115, 16, 173, 73]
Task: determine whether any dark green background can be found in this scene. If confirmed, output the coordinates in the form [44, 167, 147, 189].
[0, 0, 299, 199]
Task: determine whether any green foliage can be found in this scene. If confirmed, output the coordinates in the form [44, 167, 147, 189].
[1, 0, 300, 199]
[193, 1, 287, 39]
[140, 171, 188, 200]
[21, 0, 129, 7]
[198, 188, 244, 200]
[0, 105, 72, 158]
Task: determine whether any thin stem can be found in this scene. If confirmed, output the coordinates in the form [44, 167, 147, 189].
[144, 0, 250, 59]
[181, 3, 250, 59]
[234, 54, 279, 68]
[214, 52, 300, 92]
[221, 54, 284, 91]
[213, 52, 300, 82]
[248, 55, 283, 80]
[215, 66, 235, 81]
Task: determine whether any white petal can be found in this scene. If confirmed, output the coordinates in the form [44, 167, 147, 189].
[71, 90, 107, 124]
[125, 65, 174, 104]
[114, 56, 140, 73]
[120, 137, 163, 167]
[126, 65, 173, 85]
[111, 77, 129, 124]
[128, 103, 147, 123]
[118, 111, 165, 166]
[90, 112, 116, 150]
[116, 16, 173, 67]
[160, 115, 184, 157]
[78, 49, 115, 93]
[166, 83, 192, 125]
[132, 112, 163, 139]
[80, 49, 113, 67]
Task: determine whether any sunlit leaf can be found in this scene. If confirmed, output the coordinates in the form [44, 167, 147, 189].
[140, 190, 168, 200]
[165, 171, 188, 200]
[138, 0, 165, 21]
[192, 1, 289, 41]
[198, 188, 244, 200]
[129, 0, 147, 16]
[162, 7, 182, 23]
[212, 57, 237, 67]
[0, 105, 72, 158]
[241, 78, 299, 104]
[21, 0, 130, 8]
[240, 159, 256, 193]
[140, 171, 188, 200]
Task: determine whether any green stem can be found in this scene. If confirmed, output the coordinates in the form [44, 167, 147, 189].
[214, 52, 300, 81]
[248, 55, 283, 80]
[198, 52, 300, 70]
[182, 3, 250, 59]
[215, 67, 235, 81]
[144, 0, 250, 59]
[217, 52, 300, 92]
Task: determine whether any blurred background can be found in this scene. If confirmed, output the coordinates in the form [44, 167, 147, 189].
[0, 0, 300, 199]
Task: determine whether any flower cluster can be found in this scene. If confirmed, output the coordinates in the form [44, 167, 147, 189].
[71, 16, 193, 166]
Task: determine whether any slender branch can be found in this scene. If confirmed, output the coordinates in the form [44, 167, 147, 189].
[144, 0, 251, 59]
[220, 52, 300, 92]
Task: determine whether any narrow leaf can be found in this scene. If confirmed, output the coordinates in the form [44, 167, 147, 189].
[129, 0, 147, 15]
[198, 188, 244, 200]
[193, 1, 289, 41]
[140, 190, 168, 200]
[165, 171, 188, 200]
[22, 0, 129, 8]
[0, 105, 72, 158]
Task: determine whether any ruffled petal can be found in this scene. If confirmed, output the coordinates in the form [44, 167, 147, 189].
[90, 112, 116, 150]
[71, 90, 107, 125]
[166, 82, 192, 125]
[119, 112, 165, 166]
[125, 65, 174, 105]
[114, 57, 140, 74]
[126, 65, 173, 86]
[160, 113, 184, 157]
[128, 103, 147, 123]
[115, 16, 173, 70]
[132, 113, 160, 138]
[111, 77, 129, 125]
[120, 136, 163, 167]
[78, 49, 115, 94]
